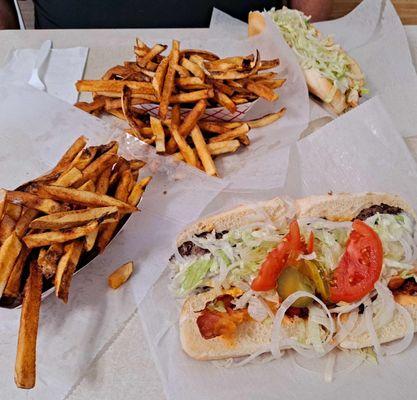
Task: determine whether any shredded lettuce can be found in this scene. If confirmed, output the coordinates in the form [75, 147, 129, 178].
[178, 257, 214, 296]
[268, 7, 366, 96]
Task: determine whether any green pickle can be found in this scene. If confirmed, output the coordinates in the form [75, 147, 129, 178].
[299, 260, 330, 301]
[277, 267, 314, 307]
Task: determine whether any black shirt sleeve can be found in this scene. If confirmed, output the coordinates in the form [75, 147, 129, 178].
[34, 0, 282, 29]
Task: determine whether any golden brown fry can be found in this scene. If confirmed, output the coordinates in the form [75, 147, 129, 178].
[209, 123, 250, 143]
[190, 126, 217, 176]
[5, 203, 22, 221]
[175, 77, 209, 90]
[77, 153, 118, 187]
[55, 240, 83, 303]
[23, 220, 99, 248]
[150, 116, 166, 153]
[213, 90, 236, 113]
[78, 180, 96, 192]
[0, 189, 5, 220]
[174, 64, 191, 78]
[14, 261, 42, 389]
[178, 99, 206, 137]
[0, 232, 22, 297]
[128, 176, 152, 206]
[246, 108, 286, 128]
[207, 140, 241, 156]
[30, 207, 118, 230]
[15, 209, 39, 239]
[129, 160, 146, 172]
[138, 44, 167, 67]
[245, 81, 279, 101]
[76, 80, 154, 94]
[198, 120, 242, 134]
[152, 57, 169, 100]
[4, 246, 30, 298]
[259, 58, 280, 70]
[211, 80, 234, 96]
[239, 135, 250, 146]
[69, 147, 97, 171]
[38, 243, 64, 279]
[0, 215, 16, 244]
[115, 170, 133, 202]
[255, 78, 286, 89]
[108, 261, 134, 289]
[159, 40, 180, 119]
[54, 167, 83, 187]
[170, 88, 214, 104]
[40, 186, 137, 213]
[207, 50, 260, 80]
[180, 58, 205, 80]
[121, 85, 147, 138]
[74, 97, 106, 114]
[171, 125, 198, 166]
[180, 49, 219, 61]
[6, 191, 68, 214]
[96, 168, 112, 195]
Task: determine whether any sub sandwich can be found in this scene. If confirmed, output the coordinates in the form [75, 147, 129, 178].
[248, 8, 367, 114]
[170, 193, 417, 367]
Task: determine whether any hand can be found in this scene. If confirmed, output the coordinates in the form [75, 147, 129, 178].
[0, 0, 19, 29]
[290, 0, 334, 22]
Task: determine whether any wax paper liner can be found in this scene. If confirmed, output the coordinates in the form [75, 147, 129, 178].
[0, 82, 227, 399]
[138, 97, 417, 400]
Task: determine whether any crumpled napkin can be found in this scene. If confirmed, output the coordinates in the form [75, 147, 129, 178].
[0, 46, 88, 104]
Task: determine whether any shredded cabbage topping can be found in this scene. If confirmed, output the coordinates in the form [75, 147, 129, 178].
[170, 210, 417, 378]
[267, 7, 367, 100]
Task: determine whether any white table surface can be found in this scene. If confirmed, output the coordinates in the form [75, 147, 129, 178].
[0, 26, 416, 400]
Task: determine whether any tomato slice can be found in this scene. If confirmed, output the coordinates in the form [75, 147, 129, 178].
[329, 219, 383, 303]
[251, 220, 307, 291]
[307, 231, 314, 254]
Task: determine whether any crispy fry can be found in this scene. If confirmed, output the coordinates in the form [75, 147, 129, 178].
[0, 189, 5, 220]
[4, 246, 30, 298]
[14, 261, 42, 389]
[0, 215, 16, 244]
[30, 207, 118, 230]
[78, 153, 118, 186]
[180, 58, 205, 80]
[170, 88, 214, 104]
[178, 99, 206, 137]
[76, 80, 154, 94]
[74, 97, 106, 114]
[6, 203, 22, 221]
[171, 125, 198, 166]
[6, 191, 68, 214]
[96, 168, 112, 195]
[211, 80, 234, 96]
[138, 44, 167, 67]
[54, 167, 83, 187]
[213, 90, 236, 113]
[259, 58, 280, 70]
[152, 57, 169, 100]
[69, 147, 97, 171]
[78, 180, 96, 192]
[207, 140, 241, 156]
[198, 121, 242, 134]
[15, 209, 39, 239]
[245, 81, 279, 101]
[38, 243, 64, 279]
[190, 126, 217, 176]
[55, 240, 83, 303]
[0, 232, 22, 297]
[129, 160, 146, 171]
[121, 85, 147, 138]
[207, 51, 260, 80]
[150, 116, 166, 153]
[174, 64, 191, 78]
[41, 186, 137, 213]
[176, 77, 209, 90]
[181, 49, 219, 61]
[128, 176, 152, 206]
[108, 261, 134, 289]
[209, 123, 250, 143]
[23, 220, 99, 248]
[159, 40, 180, 119]
[246, 108, 286, 128]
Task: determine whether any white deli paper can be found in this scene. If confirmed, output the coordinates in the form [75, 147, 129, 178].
[0, 46, 89, 104]
[139, 96, 417, 400]
[210, 1, 417, 137]
[0, 82, 226, 400]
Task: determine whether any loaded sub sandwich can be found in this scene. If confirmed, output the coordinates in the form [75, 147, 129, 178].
[248, 8, 367, 114]
[170, 193, 417, 367]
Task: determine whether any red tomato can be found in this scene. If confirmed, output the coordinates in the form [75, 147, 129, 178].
[307, 231, 314, 254]
[329, 220, 383, 303]
[251, 220, 307, 291]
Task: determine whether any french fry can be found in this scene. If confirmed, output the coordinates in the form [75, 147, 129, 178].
[77, 153, 118, 186]
[129, 160, 146, 172]
[84, 228, 99, 252]
[207, 140, 240, 156]
[246, 108, 286, 128]
[14, 261, 42, 389]
[78, 180, 96, 192]
[170, 88, 214, 104]
[15, 209, 39, 239]
[55, 240, 83, 303]
[178, 99, 206, 137]
[108, 261, 134, 289]
[150, 116, 166, 153]
[180, 58, 205, 80]
[190, 126, 217, 176]
[40, 186, 137, 213]
[176, 77, 209, 90]
[23, 221, 99, 248]
[3, 246, 30, 298]
[0, 189, 5, 220]
[213, 90, 236, 114]
[74, 97, 106, 114]
[198, 120, 242, 134]
[0, 215, 16, 244]
[159, 40, 180, 119]
[38, 243, 64, 279]
[245, 81, 279, 102]
[6, 191, 68, 214]
[69, 147, 97, 171]
[171, 126, 198, 167]
[0, 232, 22, 298]
[54, 167, 83, 187]
[181, 49, 219, 61]
[30, 207, 119, 230]
[152, 57, 169, 100]
[128, 176, 152, 206]
[5, 203, 22, 221]
[209, 123, 250, 143]
[76, 80, 154, 94]
[174, 64, 191, 78]
[137, 44, 167, 67]
[96, 168, 112, 195]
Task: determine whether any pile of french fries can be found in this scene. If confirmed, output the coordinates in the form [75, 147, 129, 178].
[75, 38, 286, 176]
[0, 136, 151, 389]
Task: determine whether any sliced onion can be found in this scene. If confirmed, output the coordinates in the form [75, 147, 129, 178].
[373, 282, 395, 329]
[248, 296, 269, 322]
[383, 304, 415, 356]
[324, 352, 336, 383]
[364, 304, 383, 360]
[298, 217, 352, 230]
[298, 251, 317, 261]
[270, 291, 335, 359]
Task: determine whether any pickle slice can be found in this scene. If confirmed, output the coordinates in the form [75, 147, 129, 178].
[277, 267, 314, 307]
[300, 260, 330, 301]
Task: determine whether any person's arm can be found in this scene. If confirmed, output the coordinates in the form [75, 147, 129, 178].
[0, 0, 19, 29]
[290, 0, 333, 22]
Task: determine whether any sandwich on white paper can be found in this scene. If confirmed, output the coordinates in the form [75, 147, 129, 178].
[169, 193, 417, 371]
